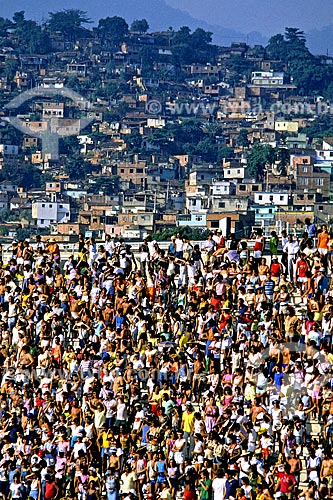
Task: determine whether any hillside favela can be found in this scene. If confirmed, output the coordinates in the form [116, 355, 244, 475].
[1, 5, 333, 500]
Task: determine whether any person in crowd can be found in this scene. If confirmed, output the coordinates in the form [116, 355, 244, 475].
[0, 227, 329, 500]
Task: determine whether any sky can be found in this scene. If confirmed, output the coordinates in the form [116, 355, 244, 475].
[165, 0, 332, 36]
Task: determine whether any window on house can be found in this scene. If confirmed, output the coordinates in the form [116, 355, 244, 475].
[196, 215, 203, 222]
[269, 208, 273, 213]
[137, 169, 143, 173]
[237, 170, 240, 174]
[42, 204, 45, 207]
[280, 196, 283, 200]
[316, 178, 324, 186]
[320, 151, 324, 156]
[120, 169, 124, 173]
[40, 219, 44, 224]
[211, 221, 219, 228]
[300, 178, 308, 185]
[49, 204, 52, 208]
[239, 185, 246, 191]
[66, 212, 69, 217]
[130, 169, 133, 173]
[252, 186, 259, 192]
[302, 166, 308, 173]
[59, 204, 63, 208]
[319, 205, 324, 211]
[219, 202, 225, 208]
[258, 195, 262, 200]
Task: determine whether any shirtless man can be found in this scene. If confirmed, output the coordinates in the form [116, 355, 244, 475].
[320, 450, 333, 497]
[192, 354, 205, 400]
[250, 397, 268, 423]
[287, 449, 302, 485]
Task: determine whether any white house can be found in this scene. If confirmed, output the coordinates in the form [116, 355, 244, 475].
[32, 199, 70, 227]
[316, 148, 333, 163]
[322, 138, 333, 150]
[253, 192, 289, 206]
[223, 163, 247, 180]
[210, 180, 236, 197]
[0, 144, 18, 156]
[251, 71, 284, 86]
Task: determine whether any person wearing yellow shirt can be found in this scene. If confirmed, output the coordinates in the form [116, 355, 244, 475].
[181, 402, 195, 458]
[99, 425, 112, 473]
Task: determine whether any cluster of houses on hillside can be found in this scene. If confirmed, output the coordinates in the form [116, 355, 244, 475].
[1, 26, 333, 239]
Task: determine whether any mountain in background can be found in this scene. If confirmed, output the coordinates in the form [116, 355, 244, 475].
[307, 25, 333, 56]
[0, 0, 332, 54]
[0, 0, 266, 46]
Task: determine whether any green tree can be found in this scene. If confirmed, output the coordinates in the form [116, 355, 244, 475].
[97, 16, 129, 45]
[275, 141, 290, 175]
[130, 19, 149, 33]
[47, 9, 91, 40]
[171, 26, 217, 66]
[217, 146, 235, 163]
[13, 11, 25, 25]
[64, 158, 93, 180]
[225, 56, 254, 84]
[0, 17, 13, 37]
[152, 226, 208, 241]
[0, 164, 45, 189]
[247, 143, 275, 181]
[304, 115, 333, 140]
[126, 130, 143, 152]
[4, 58, 19, 79]
[12, 12, 51, 54]
[237, 129, 249, 148]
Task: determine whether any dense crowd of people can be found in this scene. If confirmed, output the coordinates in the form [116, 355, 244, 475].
[0, 221, 333, 500]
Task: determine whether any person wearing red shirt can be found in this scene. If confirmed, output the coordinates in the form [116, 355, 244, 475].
[296, 253, 309, 295]
[275, 463, 296, 499]
[318, 225, 330, 255]
[44, 475, 59, 500]
[210, 291, 221, 311]
[270, 257, 282, 280]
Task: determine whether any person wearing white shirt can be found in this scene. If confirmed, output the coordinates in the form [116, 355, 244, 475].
[175, 234, 184, 258]
[105, 235, 114, 257]
[283, 235, 300, 282]
[212, 470, 227, 499]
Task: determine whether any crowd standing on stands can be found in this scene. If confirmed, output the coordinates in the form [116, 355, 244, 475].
[0, 222, 333, 499]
